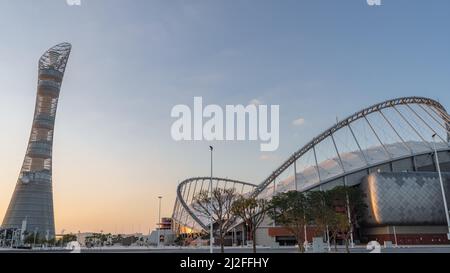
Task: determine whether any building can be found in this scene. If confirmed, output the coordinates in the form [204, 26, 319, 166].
[148, 217, 175, 246]
[148, 229, 176, 246]
[1, 43, 72, 241]
[172, 96, 450, 245]
[361, 172, 450, 244]
[160, 218, 173, 230]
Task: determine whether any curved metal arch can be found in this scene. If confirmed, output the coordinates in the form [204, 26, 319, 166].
[174, 177, 256, 230]
[252, 96, 449, 197]
[39, 42, 72, 74]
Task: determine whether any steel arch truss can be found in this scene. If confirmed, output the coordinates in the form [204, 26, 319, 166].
[172, 97, 450, 233]
[252, 96, 450, 197]
[172, 177, 256, 233]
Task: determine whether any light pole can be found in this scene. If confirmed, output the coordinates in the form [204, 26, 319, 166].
[326, 225, 331, 252]
[346, 193, 355, 248]
[432, 134, 450, 239]
[209, 145, 214, 254]
[393, 226, 398, 247]
[60, 229, 65, 249]
[303, 212, 308, 252]
[100, 230, 103, 248]
[33, 227, 38, 247]
[157, 196, 162, 248]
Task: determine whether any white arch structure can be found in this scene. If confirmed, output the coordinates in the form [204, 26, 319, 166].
[172, 177, 256, 233]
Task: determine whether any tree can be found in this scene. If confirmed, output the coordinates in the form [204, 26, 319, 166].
[267, 191, 310, 253]
[192, 188, 238, 253]
[328, 212, 350, 252]
[174, 234, 187, 247]
[307, 191, 335, 241]
[23, 232, 35, 245]
[46, 238, 56, 246]
[59, 234, 78, 246]
[327, 186, 367, 253]
[231, 196, 268, 253]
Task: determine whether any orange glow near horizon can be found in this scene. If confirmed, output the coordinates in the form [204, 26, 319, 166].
[179, 225, 195, 234]
[0, 146, 178, 235]
[368, 175, 381, 224]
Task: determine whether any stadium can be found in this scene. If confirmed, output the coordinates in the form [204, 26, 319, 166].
[172, 97, 450, 246]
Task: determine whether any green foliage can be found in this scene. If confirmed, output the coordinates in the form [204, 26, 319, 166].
[59, 234, 77, 245]
[231, 196, 268, 253]
[192, 188, 238, 253]
[231, 197, 268, 226]
[23, 231, 47, 245]
[307, 191, 335, 233]
[266, 186, 367, 253]
[327, 186, 367, 226]
[268, 191, 309, 227]
[267, 191, 309, 252]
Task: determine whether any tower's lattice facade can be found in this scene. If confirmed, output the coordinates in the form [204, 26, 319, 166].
[2, 43, 71, 240]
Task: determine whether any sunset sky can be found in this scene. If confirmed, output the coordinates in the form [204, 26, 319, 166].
[0, 0, 449, 234]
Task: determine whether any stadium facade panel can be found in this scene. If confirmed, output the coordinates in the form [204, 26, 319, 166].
[361, 172, 450, 226]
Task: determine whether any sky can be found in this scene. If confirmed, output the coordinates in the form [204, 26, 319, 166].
[0, 0, 449, 234]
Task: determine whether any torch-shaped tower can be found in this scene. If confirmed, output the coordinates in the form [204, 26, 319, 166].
[2, 43, 71, 240]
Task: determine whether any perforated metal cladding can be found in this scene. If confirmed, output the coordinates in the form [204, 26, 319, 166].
[361, 172, 450, 225]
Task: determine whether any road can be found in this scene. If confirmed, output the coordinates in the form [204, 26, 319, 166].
[2, 245, 450, 253]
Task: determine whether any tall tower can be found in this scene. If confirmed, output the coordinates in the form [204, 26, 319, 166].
[2, 43, 72, 240]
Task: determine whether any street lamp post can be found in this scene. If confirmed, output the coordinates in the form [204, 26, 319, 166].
[393, 226, 398, 247]
[346, 193, 355, 248]
[432, 134, 450, 240]
[157, 196, 162, 248]
[209, 146, 214, 254]
[61, 229, 65, 249]
[33, 227, 38, 247]
[100, 230, 103, 248]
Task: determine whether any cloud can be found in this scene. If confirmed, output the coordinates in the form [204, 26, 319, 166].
[292, 117, 305, 126]
[249, 98, 263, 106]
